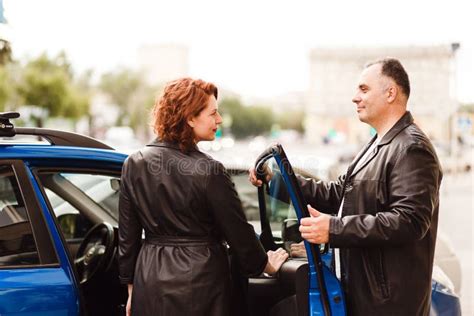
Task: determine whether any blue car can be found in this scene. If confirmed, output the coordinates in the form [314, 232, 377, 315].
[0, 111, 461, 315]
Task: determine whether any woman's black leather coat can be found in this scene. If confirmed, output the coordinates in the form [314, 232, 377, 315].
[118, 140, 267, 315]
[298, 112, 442, 315]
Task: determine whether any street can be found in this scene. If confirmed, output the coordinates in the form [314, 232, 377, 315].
[439, 168, 473, 315]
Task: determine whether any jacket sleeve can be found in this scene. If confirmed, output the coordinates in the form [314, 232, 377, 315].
[206, 162, 268, 277]
[118, 157, 143, 284]
[329, 144, 441, 247]
[296, 174, 345, 214]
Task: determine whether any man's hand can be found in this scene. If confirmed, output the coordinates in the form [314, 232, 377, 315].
[299, 205, 331, 244]
[248, 166, 273, 187]
[290, 241, 307, 258]
[248, 167, 263, 187]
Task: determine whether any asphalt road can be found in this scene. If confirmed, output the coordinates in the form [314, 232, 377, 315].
[439, 169, 473, 315]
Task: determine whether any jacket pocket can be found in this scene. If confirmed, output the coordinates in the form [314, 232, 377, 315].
[362, 249, 390, 300]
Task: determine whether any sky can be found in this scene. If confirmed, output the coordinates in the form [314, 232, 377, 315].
[3, 0, 473, 102]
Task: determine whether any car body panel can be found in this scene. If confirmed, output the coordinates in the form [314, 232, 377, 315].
[0, 145, 127, 163]
[431, 281, 462, 316]
[0, 268, 79, 315]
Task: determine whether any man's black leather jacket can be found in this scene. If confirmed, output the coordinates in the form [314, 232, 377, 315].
[298, 112, 442, 315]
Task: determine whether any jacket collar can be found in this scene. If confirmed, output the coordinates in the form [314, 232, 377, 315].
[146, 138, 199, 152]
[347, 111, 413, 179]
[378, 111, 414, 146]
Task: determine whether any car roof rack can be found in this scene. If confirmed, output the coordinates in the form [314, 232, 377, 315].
[1, 111, 114, 150]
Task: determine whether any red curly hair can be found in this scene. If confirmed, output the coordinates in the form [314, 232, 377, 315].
[152, 78, 218, 153]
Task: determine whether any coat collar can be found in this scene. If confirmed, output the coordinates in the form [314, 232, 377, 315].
[348, 111, 413, 179]
[378, 111, 414, 146]
[146, 138, 199, 152]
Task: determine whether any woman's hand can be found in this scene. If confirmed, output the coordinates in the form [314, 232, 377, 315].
[126, 284, 133, 316]
[290, 241, 307, 258]
[263, 248, 289, 275]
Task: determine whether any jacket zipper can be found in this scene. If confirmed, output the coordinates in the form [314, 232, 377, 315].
[378, 250, 389, 298]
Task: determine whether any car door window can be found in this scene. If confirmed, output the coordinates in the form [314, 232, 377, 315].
[229, 170, 261, 233]
[43, 188, 93, 240]
[0, 165, 40, 267]
[39, 172, 120, 241]
[262, 159, 301, 246]
[61, 173, 120, 220]
[228, 161, 303, 250]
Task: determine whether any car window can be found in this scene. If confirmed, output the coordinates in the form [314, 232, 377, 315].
[0, 165, 40, 267]
[43, 188, 93, 240]
[229, 163, 302, 245]
[229, 171, 261, 233]
[37, 170, 120, 245]
[263, 159, 300, 244]
[61, 173, 120, 220]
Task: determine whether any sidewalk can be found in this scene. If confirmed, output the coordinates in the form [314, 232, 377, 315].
[439, 170, 473, 315]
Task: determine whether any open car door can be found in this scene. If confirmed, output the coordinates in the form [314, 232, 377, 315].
[248, 144, 346, 316]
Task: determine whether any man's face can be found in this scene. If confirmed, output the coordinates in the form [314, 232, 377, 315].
[352, 64, 390, 126]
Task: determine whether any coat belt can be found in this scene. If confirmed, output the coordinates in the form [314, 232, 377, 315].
[145, 235, 218, 246]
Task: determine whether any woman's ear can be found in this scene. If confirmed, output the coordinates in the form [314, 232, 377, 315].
[187, 117, 195, 128]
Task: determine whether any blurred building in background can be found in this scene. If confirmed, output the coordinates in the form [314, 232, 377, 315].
[306, 44, 460, 146]
[137, 43, 189, 86]
[254, 91, 306, 114]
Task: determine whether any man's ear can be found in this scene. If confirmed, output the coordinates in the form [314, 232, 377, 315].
[387, 85, 398, 103]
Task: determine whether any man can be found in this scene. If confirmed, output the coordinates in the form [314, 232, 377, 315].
[249, 58, 442, 315]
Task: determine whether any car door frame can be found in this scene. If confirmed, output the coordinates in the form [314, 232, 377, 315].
[0, 159, 80, 315]
[29, 159, 126, 314]
[254, 144, 346, 316]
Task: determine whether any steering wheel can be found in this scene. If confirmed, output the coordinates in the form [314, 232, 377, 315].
[75, 222, 115, 284]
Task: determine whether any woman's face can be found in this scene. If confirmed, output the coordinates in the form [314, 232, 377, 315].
[188, 95, 223, 142]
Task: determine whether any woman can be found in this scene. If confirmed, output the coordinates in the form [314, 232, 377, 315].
[118, 78, 288, 316]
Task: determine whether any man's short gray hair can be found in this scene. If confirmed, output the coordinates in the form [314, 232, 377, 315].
[366, 58, 410, 98]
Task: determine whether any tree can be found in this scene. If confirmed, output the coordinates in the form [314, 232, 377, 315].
[0, 66, 10, 111]
[0, 40, 12, 65]
[129, 84, 162, 141]
[219, 97, 274, 139]
[276, 110, 306, 134]
[16, 52, 89, 127]
[99, 68, 142, 126]
[459, 103, 474, 113]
